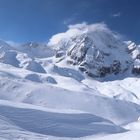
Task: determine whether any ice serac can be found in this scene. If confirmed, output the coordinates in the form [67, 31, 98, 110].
[49, 23, 140, 77]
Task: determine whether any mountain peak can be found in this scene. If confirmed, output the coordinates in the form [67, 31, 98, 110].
[48, 23, 139, 77]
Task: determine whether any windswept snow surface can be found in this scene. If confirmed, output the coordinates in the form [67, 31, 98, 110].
[0, 100, 126, 139]
[0, 23, 140, 139]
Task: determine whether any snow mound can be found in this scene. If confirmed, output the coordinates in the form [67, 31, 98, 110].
[0, 101, 125, 138]
[45, 76, 57, 84]
[53, 65, 84, 81]
[0, 50, 20, 67]
[25, 74, 42, 82]
[25, 60, 46, 73]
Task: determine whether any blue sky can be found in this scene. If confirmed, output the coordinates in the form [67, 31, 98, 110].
[0, 0, 139, 43]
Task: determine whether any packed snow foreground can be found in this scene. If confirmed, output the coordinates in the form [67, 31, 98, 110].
[0, 23, 140, 140]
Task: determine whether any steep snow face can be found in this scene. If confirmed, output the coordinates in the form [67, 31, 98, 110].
[48, 23, 139, 77]
[0, 50, 20, 67]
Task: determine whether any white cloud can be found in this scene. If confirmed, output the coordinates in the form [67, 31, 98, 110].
[68, 22, 87, 29]
[48, 33, 66, 45]
[63, 18, 75, 26]
[68, 22, 112, 34]
[48, 22, 122, 46]
[63, 13, 79, 26]
[112, 12, 121, 18]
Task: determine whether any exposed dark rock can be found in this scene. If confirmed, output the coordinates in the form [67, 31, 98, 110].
[67, 60, 74, 65]
[99, 67, 111, 77]
[86, 71, 97, 78]
[136, 54, 140, 59]
[79, 66, 87, 72]
[111, 60, 121, 75]
[132, 66, 140, 74]
[55, 51, 64, 58]
[126, 46, 136, 54]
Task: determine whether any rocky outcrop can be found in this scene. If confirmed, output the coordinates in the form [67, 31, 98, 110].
[66, 34, 127, 77]
[132, 66, 140, 74]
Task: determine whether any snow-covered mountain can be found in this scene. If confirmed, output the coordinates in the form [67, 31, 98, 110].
[0, 23, 140, 140]
[48, 23, 140, 77]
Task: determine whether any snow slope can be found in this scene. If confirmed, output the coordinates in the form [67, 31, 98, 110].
[0, 100, 126, 139]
